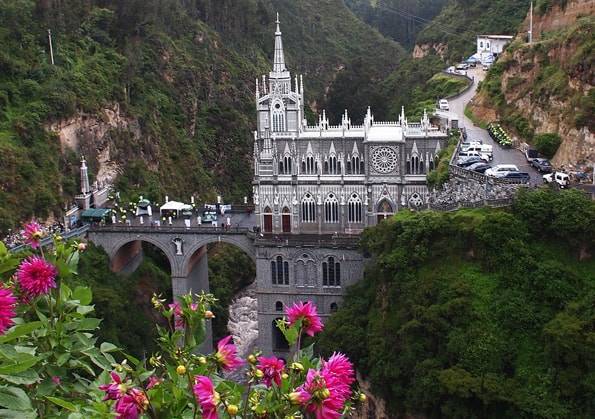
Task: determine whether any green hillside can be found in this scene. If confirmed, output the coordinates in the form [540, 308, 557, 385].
[0, 0, 403, 232]
[319, 188, 595, 417]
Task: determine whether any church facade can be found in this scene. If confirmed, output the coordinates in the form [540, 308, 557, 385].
[254, 16, 448, 355]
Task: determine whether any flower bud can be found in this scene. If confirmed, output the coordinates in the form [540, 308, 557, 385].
[290, 362, 304, 371]
[247, 354, 257, 364]
[359, 393, 367, 402]
[288, 392, 303, 405]
[204, 310, 215, 319]
[281, 373, 289, 380]
[54, 235, 63, 242]
[77, 242, 87, 251]
[254, 369, 264, 379]
[198, 356, 207, 365]
[320, 388, 330, 399]
[176, 365, 187, 375]
[227, 404, 239, 416]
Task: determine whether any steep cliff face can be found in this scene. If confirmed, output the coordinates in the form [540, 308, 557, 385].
[470, 0, 594, 166]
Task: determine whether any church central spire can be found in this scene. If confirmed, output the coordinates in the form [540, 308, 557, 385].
[272, 12, 287, 75]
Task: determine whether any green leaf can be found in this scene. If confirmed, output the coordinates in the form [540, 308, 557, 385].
[45, 396, 77, 412]
[0, 386, 33, 411]
[0, 370, 40, 385]
[99, 342, 118, 353]
[66, 251, 80, 275]
[0, 409, 36, 418]
[56, 353, 70, 366]
[0, 356, 39, 375]
[60, 283, 72, 302]
[72, 286, 92, 305]
[0, 322, 43, 344]
[76, 305, 94, 315]
[76, 318, 101, 331]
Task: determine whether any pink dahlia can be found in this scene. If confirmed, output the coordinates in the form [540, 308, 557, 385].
[321, 353, 355, 401]
[146, 375, 162, 390]
[256, 355, 285, 387]
[286, 301, 324, 337]
[214, 336, 244, 371]
[169, 301, 198, 330]
[16, 256, 57, 297]
[114, 387, 148, 419]
[99, 371, 125, 401]
[0, 288, 17, 335]
[295, 368, 352, 419]
[23, 221, 44, 249]
[193, 376, 220, 419]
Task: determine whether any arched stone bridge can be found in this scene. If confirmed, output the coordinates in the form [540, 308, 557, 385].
[87, 224, 257, 352]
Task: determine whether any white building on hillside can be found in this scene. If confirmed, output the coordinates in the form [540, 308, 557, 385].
[476, 35, 514, 58]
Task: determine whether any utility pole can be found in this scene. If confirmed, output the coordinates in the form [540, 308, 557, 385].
[528, 1, 533, 44]
[48, 29, 55, 65]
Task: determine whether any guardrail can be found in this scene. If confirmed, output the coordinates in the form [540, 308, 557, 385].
[441, 70, 475, 101]
[255, 234, 360, 249]
[427, 197, 513, 211]
[88, 224, 254, 235]
[8, 225, 90, 253]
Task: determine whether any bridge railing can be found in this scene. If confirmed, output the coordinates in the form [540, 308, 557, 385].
[88, 224, 254, 235]
[255, 234, 360, 249]
[8, 225, 90, 253]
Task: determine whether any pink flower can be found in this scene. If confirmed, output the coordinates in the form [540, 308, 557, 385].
[16, 256, 57, 297]
[99, 371, 125, 401]
[146, 375, 162, 389]
[214, 336, 244, 371]
[296, 369, 345, 419]
[321, 353, 355, 401]
[0, 288, 17, 335]
[51, 376, 61, 385]
[193, 376, 220, 419]
[23, 221, 43, 249]
[286, 301, 324, 337]
[169, 301, 198, 330]
[256, 355, 285, 387]
[114, 388, 147, 419]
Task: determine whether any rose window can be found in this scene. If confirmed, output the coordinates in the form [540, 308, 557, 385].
[372, 147, 398, 174]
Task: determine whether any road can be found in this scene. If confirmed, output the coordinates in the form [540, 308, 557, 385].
[448, 67, 542, 185]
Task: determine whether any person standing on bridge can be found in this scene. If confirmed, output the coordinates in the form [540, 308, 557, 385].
[226, 216, 231, 231]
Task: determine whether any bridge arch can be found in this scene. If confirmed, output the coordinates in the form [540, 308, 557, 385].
[108, 236, 179, 276]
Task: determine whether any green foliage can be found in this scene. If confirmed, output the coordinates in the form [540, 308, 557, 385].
[533, 132, 562, 158]
[319, 189, 595, 417]
[427, 132, 458, 187]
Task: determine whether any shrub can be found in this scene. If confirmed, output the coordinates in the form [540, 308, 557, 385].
[534, 132, 562, 158]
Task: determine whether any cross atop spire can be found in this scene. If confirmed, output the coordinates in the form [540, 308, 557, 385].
[271, 12, 288, 76]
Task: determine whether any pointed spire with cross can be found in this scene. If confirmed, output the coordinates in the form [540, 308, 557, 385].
[271, 12, 287, 75]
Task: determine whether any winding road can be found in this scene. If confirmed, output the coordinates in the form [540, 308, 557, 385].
[448, 67, 542, 185]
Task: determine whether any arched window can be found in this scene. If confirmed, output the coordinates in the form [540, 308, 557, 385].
[301, 160, 306, 174]
[351, 156, 360, 174]
[328, 155, 337, 174]
[305, 156, 315, 174]
[271, 256, 289, 285]
[323, 256, 341, 286]
[346, 160, 351, 174]
[301, 193, 316, 223]
[377, 199, 394, 222]
[348, 193, 362, 223]
[272, 102, 285, 132]
[324, 194, 339, 223]
[275, 301, 283, 312]
[330, 302, 338, 312]
[263, 206, 273, 233]
[273, 318, 289, 351]
[284, 155, 292, 174]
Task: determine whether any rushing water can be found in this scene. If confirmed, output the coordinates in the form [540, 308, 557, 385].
[226, 282, 258, 359]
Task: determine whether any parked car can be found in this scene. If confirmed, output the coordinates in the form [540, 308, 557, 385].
[525, 148, 539, 162]
[455, 63, 469, 70]
[485, 164, 519, 178]
[438, 99, 449, 111]
[531, 158, 552, 173]
[468, 162, 491, 173]
[457, 156, 483, 167]
[482, 64, 489, 71]
[543, 172, 570, 188]
[463, 144, 493, 160]
[502, 171, 530, 183]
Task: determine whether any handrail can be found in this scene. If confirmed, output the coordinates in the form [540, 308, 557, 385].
[8, 225, 90, 253]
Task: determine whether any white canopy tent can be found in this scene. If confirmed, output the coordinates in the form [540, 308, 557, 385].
[159, 201, 187, 217]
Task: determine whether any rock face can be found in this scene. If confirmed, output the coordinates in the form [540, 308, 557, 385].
[47, 103, 142, 184]
[227, 283, 258, 359]
[412, 43, 447, 59]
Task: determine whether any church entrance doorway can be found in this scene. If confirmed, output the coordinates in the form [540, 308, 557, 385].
[263, 206, 273, 233]
[281, 207, 291, 233]
[376, 199, 394, 223]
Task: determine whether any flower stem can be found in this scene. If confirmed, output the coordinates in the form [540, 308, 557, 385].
[242, 380, 253, 418]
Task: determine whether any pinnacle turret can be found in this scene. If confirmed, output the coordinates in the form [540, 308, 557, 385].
[271, 12, 287, 76]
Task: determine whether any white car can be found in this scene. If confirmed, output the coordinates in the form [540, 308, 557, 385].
[485, 164, 519, 178]
[438, 99, 449, 111]
[463, 144, 493, 161]
[543, 172, 570, 188]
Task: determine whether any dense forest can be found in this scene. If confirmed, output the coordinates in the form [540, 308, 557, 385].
[319, 188, 595, 417]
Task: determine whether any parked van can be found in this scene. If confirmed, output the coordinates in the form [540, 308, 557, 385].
[485, 164, 519, 178]
[543, 172, 570, 188]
